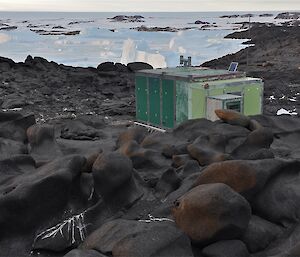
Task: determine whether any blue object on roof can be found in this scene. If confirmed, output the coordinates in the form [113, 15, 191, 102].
[228, 62, 239, 72]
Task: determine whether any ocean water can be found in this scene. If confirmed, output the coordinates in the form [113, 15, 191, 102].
[0, 11, 285, 68]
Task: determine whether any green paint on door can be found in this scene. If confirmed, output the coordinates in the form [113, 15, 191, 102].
[176, 81, 188, 125]
[162, 79, 174, 128]
[190, 87, 206, 119]
[243, 84, 262, 115]
[135, 76, 148, 122]
[149, 77, 161, 125]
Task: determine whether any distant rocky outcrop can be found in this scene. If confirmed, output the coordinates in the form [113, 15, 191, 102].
[194, 20, 210, 25]
[275, 12, 300, 19]
[30, 29, 81, 35]
[108, 15, 145, 23]
[241, 13, 255, 18]
[131, 25, 193, 32]
[220, 14, 240, 18]
[259, 13, 274, 17]
[68, 20, 94, 25]
[0, 25, 17, 31]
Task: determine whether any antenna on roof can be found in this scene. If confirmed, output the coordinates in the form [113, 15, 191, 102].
[180, 55, 192, 67]
[246, 15, 251, 73]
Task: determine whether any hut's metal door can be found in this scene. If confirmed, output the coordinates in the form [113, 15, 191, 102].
[162, 79, 175, 128]
[135, 76, 148, 122]
[149, 77, 161, 126]
[243, 84, 262, 115]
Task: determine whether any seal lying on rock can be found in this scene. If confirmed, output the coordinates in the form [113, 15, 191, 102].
[215, 109, 251, 128]
[193, 159, 283, 200]
[92, 152, 143, 212]
[172, 183, 251, 245]
[27, 124, 62, 166]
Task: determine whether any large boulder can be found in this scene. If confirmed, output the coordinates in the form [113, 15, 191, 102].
[202, 240, 249, 257]
[92, 152, 143, 211]
[253, 160, 300, 224]
[0, 138, 28, 159]
[81, 219, 194, 257]
[0, 155, 36, 189]
[0, 112, 35, 142]
[172, 183, 251, 245]
[64, 249, 107, 257]
[127, 62, 153, 72]
[0, 155, 86, 238]
[97, 62, 117, 72]
[242, 215, 283, 253]
[60, 119, 106, 140]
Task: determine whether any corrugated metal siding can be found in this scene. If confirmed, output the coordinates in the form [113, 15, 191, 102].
[162, 79, 175, 128]
[243, 83, 263, 115]
[176, 81, 189, 125]
[189, 87, 206, 119]
[136, 76, 148, 122]
[148, 77, 161, 126]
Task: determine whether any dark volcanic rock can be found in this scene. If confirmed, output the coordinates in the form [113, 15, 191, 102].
[0, 111, 35, 142]
[259, 13, 273, 17]
[0, 25, 17, 30]
[241, 13, 255, 18]
[0, 155, 86, 238]
[202, 240, 249, 257]
[195, 20, 210, 25]
[64, 249, 107, 257]
[108, 15, 145, 23]
[127, 62, 153, 71]
[60, 119, 106, 140]
[172, 183, 251, 245]
[133, 25, 193, 32]
[275, 12, 300, 19]
[253, 159, 300, 224]
[220, 14, 240, 18]
[1, 94, 27, 109]
[97, 62, 117, 72]
[82, 219, 194, 257]
[242, 215, 283, 253]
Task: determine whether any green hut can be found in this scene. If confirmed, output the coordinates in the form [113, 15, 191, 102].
[135, 67, 263, 129]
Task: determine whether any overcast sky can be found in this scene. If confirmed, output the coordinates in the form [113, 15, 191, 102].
[0, 0, 299, 12]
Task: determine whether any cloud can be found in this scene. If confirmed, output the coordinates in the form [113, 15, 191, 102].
[0, 0, 299, 11]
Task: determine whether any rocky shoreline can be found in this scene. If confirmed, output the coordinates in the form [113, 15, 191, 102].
[0, 21, 300, 257]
